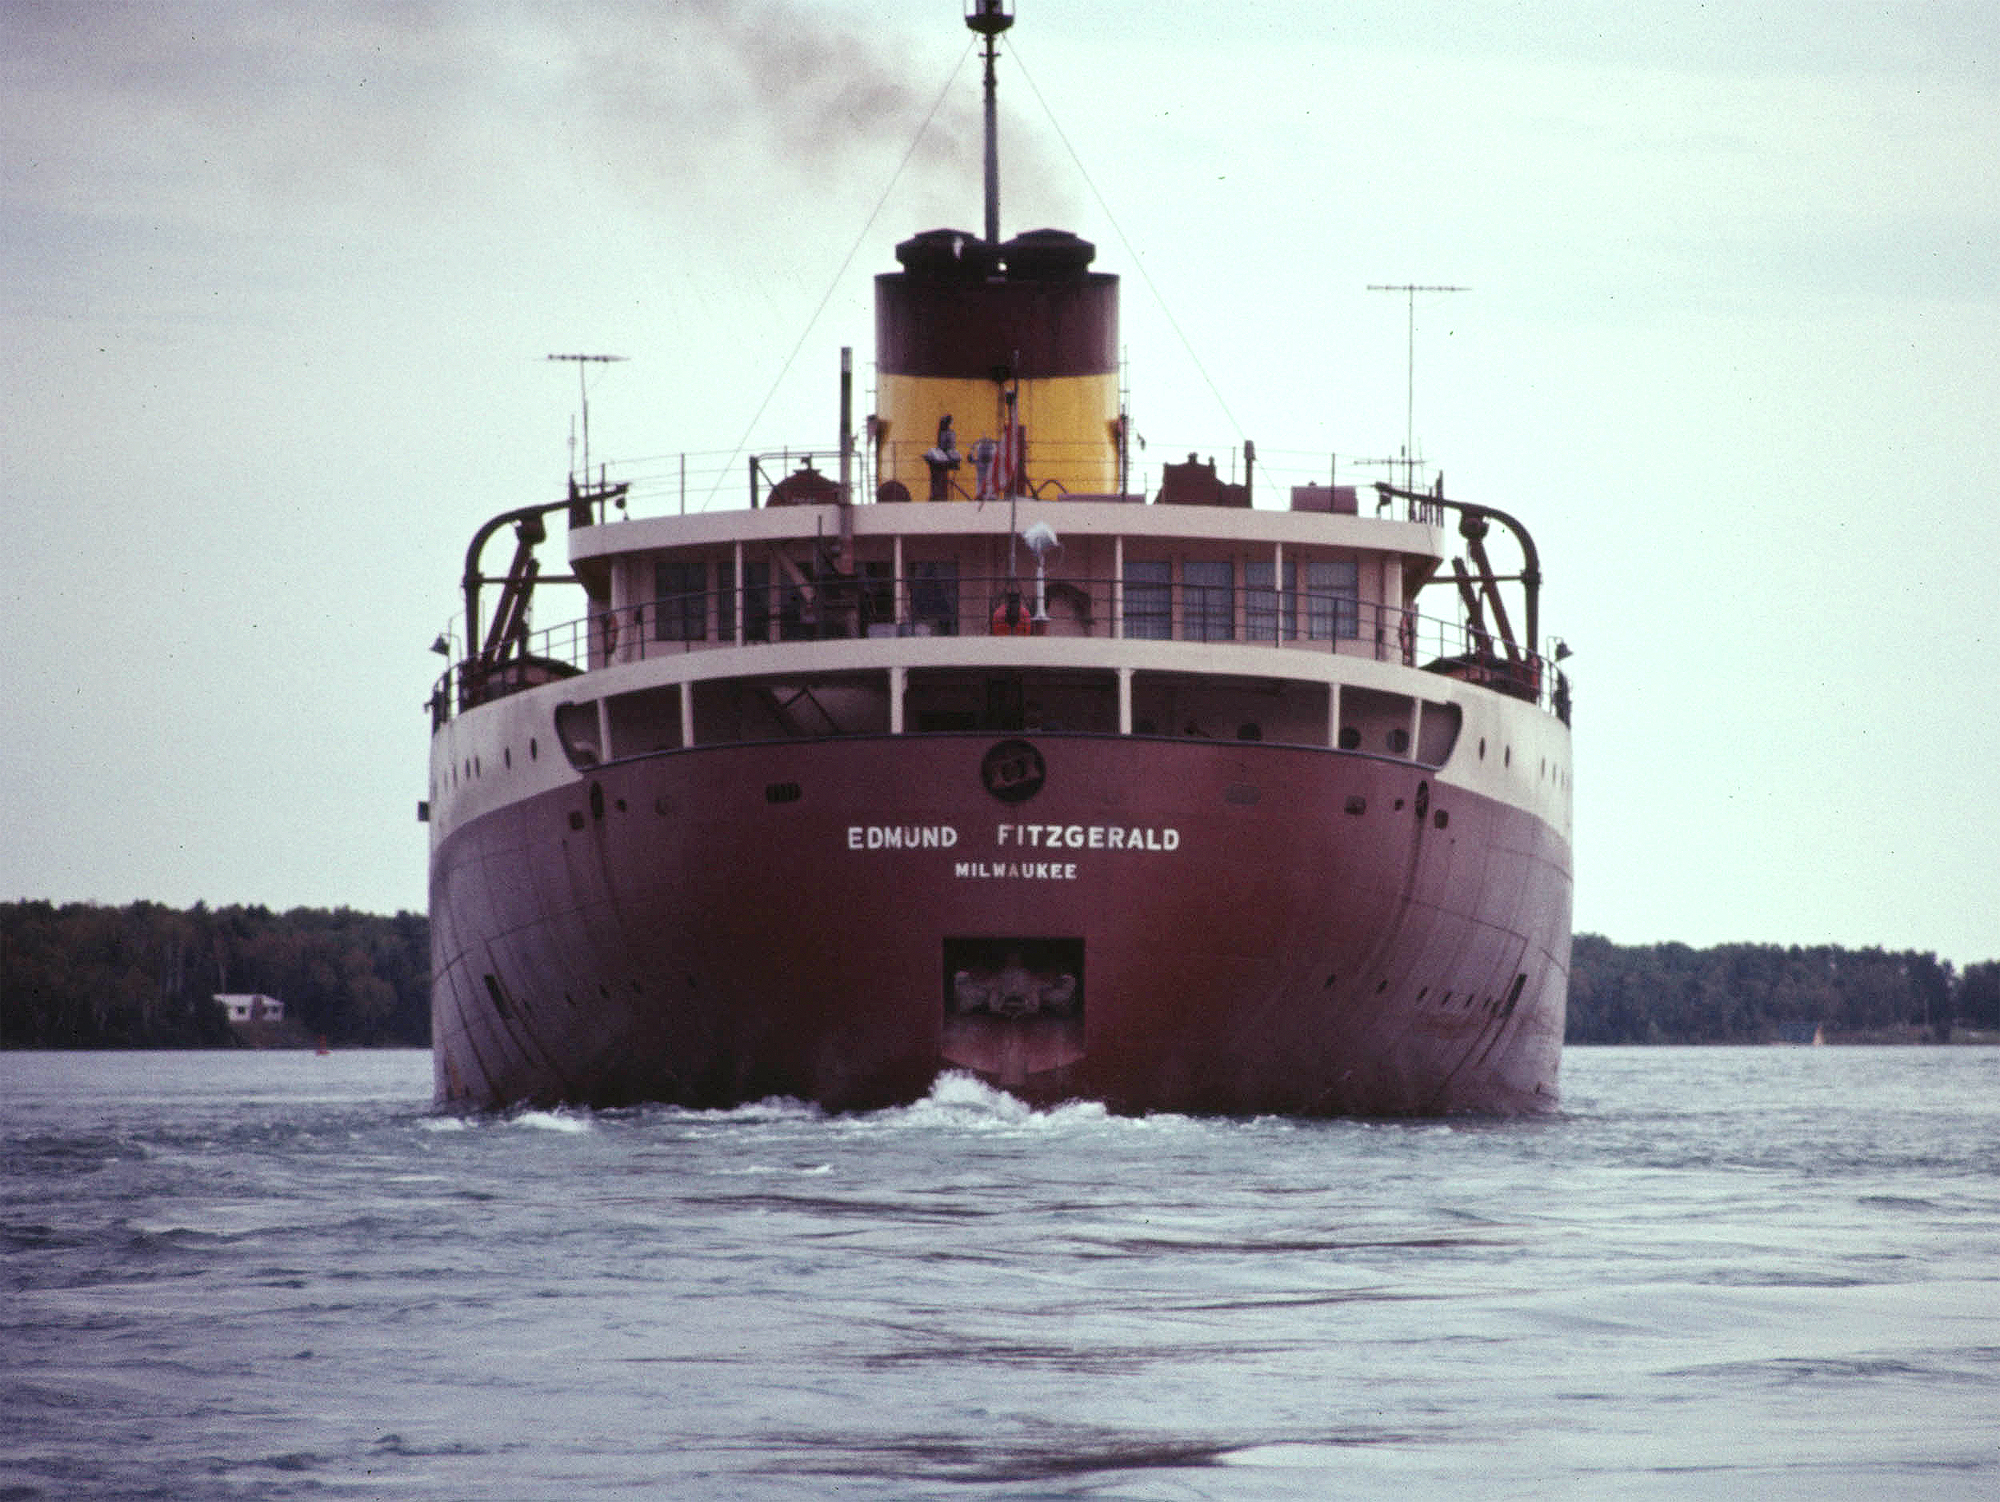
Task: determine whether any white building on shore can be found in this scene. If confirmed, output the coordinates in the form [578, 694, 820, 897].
[214, 993, 285, 1024]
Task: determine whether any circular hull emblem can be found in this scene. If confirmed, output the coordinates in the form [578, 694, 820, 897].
[980, 739, 1046, 803]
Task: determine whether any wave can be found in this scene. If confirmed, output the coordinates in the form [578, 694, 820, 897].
[506, 1108, 594, 1134]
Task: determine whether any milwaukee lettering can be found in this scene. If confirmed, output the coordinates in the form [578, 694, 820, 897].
[996, 823, 1181, 851]
[847, 825, 960, 850]
[955, 862, 1078, 881]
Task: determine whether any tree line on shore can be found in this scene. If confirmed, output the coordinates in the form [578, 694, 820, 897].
[2, 899, 1996, 1049]
[1566, 934, 1996, 1044]
[1, 901, 428, 1050]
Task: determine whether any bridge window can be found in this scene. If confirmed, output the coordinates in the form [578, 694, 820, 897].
[653, 559, 707, 641]
[1245, 557, 1298, 642]
[1124, 559, 1172, 640]
[1183, 559, 1234, 641]
[857, 561, 894, 633]
[908, 560, 960, 636]
[744, 560, 772, 642]
[1306, 558, 1359, 640]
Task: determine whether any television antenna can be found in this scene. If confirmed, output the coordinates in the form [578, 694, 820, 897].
[1367, 284, 1467, 488]
[546, 353, 628, 482]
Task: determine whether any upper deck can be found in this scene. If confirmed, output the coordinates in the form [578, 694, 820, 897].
[430, 461, 1566, 743]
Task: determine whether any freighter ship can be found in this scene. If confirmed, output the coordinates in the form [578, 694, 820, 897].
[424, 2, 1573, 1115]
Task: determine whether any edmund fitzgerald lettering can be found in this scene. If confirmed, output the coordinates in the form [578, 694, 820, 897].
[846, 823, 1183, 853]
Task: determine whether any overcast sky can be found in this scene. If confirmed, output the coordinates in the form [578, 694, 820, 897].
[5, 0, 1996, 965]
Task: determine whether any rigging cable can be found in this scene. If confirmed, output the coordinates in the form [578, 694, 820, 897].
[1005, 36, 1245, 441]
[702, 35, 979, 510]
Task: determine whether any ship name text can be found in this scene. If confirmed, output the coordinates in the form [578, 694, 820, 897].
[998, 823, 1181, 851]
[847, 825, 960, 850]
[845, 823, 1183, 853]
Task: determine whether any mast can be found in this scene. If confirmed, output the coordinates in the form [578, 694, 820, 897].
[966, 0, 1015, 244]
[1366, 285, 1467, 489]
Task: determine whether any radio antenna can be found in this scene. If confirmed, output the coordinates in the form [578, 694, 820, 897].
[1367, 284, 1467, 488]
[546, 353, 628, 482]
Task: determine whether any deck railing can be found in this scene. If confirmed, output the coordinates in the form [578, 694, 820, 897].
[604, 445, 1444, 520]
[432, 573, 1565, 729]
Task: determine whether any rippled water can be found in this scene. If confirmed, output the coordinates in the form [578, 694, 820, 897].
[3, 1047, 1997, 1499]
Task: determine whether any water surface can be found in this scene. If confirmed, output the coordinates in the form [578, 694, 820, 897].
[3, 1046, 1996, 1498]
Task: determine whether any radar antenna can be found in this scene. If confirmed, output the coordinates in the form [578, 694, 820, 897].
[966, 1, 1015, 243]
[1367, 284, 1468, 489]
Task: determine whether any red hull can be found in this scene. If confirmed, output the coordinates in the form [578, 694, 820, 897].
[430, 734, 1570, 1115]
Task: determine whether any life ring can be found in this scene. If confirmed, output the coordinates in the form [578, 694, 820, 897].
[990, 593, 1032, 636]
[601, 609, 620, 659]
[1397, 607, 1416, 662]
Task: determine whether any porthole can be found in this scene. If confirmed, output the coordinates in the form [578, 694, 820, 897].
[504, 747, 512, 769]
[1504, 746, 1512, 768]
[1338, 726, 1361, 751]
[1433, 809, 1449, 829]
[530, 737, 539, 761]
[1478, 737, 1486, 759]
[1386, 727, 1410, 754]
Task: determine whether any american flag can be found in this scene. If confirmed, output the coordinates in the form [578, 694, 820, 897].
[990, 410, 1024, 498]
